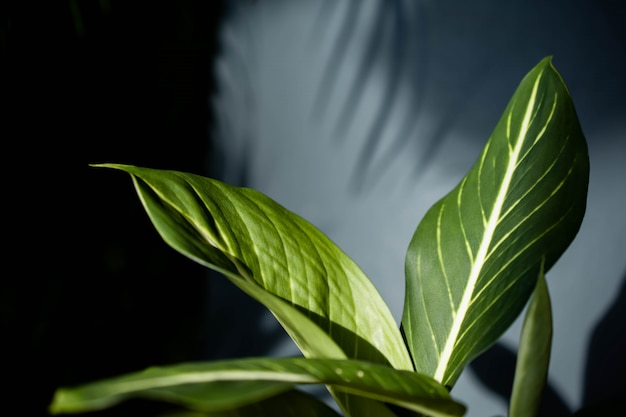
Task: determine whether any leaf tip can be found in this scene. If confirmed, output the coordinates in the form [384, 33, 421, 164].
[89, 162, 129, 170]
[48, 389, 71, 415]
[89, 164, 142, 179]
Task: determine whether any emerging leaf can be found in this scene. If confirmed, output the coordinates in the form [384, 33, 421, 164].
[509, 261, 552, 417]
[50, 358, 466, 417]
[402, 57, 589, 386]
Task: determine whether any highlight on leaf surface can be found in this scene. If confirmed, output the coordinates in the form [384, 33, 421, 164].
[401, 56, 589, 387]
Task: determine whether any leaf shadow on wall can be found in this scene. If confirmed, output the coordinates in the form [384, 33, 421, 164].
[311, 0, 453, 193]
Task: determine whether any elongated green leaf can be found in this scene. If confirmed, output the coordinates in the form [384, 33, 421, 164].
[159, 390, 343, 417]
[509, 261, 552, 417]
[94, 163, 413, 372]
[402, 57, 589, 386]
[50, 358, 466, 417]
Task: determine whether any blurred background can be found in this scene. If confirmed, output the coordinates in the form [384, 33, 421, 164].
[4, 1, 625, 416]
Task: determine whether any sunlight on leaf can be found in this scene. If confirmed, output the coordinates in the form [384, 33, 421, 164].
[402, 57, 589, 386]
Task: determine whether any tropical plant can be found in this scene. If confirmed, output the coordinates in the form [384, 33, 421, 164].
[50, 56, 589, 417]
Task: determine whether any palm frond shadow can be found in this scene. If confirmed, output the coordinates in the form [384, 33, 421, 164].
[311, 0, 448, 193]
[310, 1, 362, 123]
[469, 271, 626, 416]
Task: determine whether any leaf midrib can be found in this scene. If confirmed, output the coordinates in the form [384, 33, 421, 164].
[433, 72, 543, 383]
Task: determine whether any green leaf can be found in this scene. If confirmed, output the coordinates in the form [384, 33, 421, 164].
[509, 260, 552, 417]
[94, 163, 413, 372]
[50, 358, 466, 417]
[402, 57, 589, 386]
[159, 389, 343, 417]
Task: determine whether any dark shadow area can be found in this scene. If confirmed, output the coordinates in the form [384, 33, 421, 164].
[576, 270, 626, 415]
[470, 270, 626, 416]
[3, 1, 224, 416]
[205, 272, 291, 360]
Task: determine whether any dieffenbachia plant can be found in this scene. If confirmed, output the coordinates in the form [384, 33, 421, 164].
[50, 57, 589, 417]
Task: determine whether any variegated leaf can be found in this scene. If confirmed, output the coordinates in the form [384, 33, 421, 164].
[402, 57, 589, 386]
